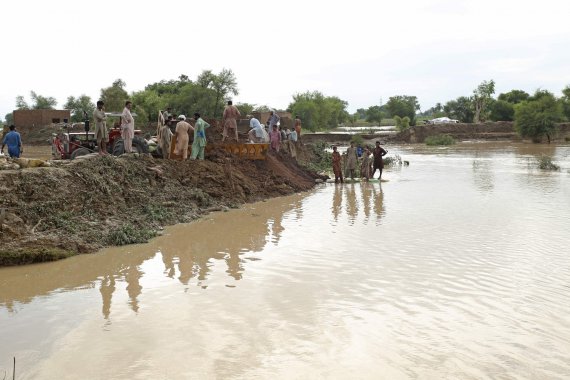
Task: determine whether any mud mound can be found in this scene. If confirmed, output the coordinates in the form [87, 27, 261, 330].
[0, 151, 318, 265]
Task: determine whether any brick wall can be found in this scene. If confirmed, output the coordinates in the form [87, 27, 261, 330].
[13, 110, 71, 128]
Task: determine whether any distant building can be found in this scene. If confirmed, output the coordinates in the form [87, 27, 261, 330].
[13, 109, 71, 128]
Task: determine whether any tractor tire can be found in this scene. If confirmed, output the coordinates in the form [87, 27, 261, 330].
[112, 137, 150, 156]
[70, 147, 91, 160]
[112, 139, 125, 156]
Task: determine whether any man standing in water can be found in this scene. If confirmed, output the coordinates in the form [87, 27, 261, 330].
[191, 113, 210, 160]
[1, 125, 22, 158]
[346, 141, 358, 180]
[332, 146, 344, 184]
[93, 101, 108, 155]
[371, 141, 388, 179]
[221, 100, 241, 143]
[121, 101, 135, 153]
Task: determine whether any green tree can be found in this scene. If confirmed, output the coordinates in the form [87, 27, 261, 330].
[355, 108, 367, 119]
[489, 99, 515, 121]
[288, 91, 349, 131]
[472, 79, 495, 123]
[385, 95, 420, 125]
[15, 92, 57, 110]
[235, 102, 255, 116]
[559, 85, 570, 120]
[514, 90, 563, 143]
[4, 113, 14, 125]
[64, 95, 95, 122]
[444, 96, 474, 123]
[131, 89, 166, 123]
[15, 95, 29, 110]
[196, 68, 239, 118]
[394, 115, 411, 131]
[100, 79, 129, 112]
[365, 105, 383, 124]
[498, 89, 529, 104]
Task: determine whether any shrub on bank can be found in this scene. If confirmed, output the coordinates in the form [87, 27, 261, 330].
[425, 134, 456, 146]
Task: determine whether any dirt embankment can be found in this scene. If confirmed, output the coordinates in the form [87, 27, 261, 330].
[0, 147, 320, 266]
[389, 122, 570, 143]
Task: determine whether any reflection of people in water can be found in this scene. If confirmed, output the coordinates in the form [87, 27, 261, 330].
[345, 183, 358, 225]
[332, 184, 343, 221]
[372, 184, 385, 223]
[100, 275, 116, 319]
[125, 265, 143, 313]
[361, 183, 372, 222]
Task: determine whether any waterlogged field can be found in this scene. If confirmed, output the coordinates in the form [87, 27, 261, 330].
[1, 142, 569, 379]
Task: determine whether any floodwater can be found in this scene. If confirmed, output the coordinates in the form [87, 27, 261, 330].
[1, 142, 570, 379]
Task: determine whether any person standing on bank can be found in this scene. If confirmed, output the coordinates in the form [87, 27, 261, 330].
[268, 110, 280, 130]
[222, 100, 241, 143]
[371, 141, 388, 179]
[158, 119, 173, 159]
[191, 113, 210, 160]
[346, 141, 358, 180]
[174, 115, 194, 160]
[121, 101, 135, 153]
[1, 125, 22, 158]
[294, 115, 302, 140]
[332, 146, 343, 184]
[93, 101, 108, 155]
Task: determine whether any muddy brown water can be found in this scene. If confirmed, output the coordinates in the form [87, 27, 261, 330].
[1, 142, 570, 379]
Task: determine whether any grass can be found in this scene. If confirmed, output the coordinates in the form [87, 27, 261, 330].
[107, 224, 157, 246]
[0, 248, 75, 266]
[425, 134, 456, 146]
[536, 155, 560, 171]
[302, 141, 332, 173]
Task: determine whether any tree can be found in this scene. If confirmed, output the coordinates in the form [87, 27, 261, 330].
[421, 102, 445, 118]
[394, 115, 411, 131]
[4, 113, 14, 125]
[288, 91, 349, 131]
[444, 96, 474, 123]
[235, 103, 255, 116]
[131, 89, 166, 123]
[559, 85, 570, 120]
[489, 99, 515, 121]
[100, 79, 129, 112]
[365, 105, 383, 124]
[15, 95, 29, 110]
[355, 108, 367, 119]
[472, 79, 495, 123]
[64, 95, 95, 122]
[514, 90, 563, 143]
[196, 68, 239, 118]
[385, 95, 420, 125]
[498, 89, 529, 104]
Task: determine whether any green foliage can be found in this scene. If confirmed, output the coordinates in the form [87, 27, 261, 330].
[107, 224, 157, 246]
[385, 95, 420, 125]
[64, 95, 95, 122]
[421, 102, 445, 118]
[236, 102, 255, 116]
[143, 204, 172, 223]
[444, 96, 474, 123]
[472, 79, 495, 122]
[514, 90, 563, 142]
[394, 115, 411, 131]
[4, 113, 13, 125]
[302, 141, 332, 172]
[498, 89, 529, 104]
[536, 155, 560, 171]
[365, 105, 383, 123]
[355, 108, 367, 119]
[288, 91, 349, 131]
[131, 89, 166, 123]
[100, 79, 129, 112]
[350, 134, 364, 146]
[16, 91, 58, 110]
[425, 134, 456, 145]
[195, 68, 239, 117]
[490, 99, 515, 121]
[560, 85, 570, 120]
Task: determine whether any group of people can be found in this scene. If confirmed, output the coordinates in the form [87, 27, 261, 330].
[157, 113, 210, 160]
[248, 112, 302, 153]
[332, 141, 388, 183]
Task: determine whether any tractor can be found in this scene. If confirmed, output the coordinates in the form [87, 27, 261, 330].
[52, 113, 149, 159]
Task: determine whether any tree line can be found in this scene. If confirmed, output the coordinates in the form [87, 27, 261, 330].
[3, 72, 569, 142]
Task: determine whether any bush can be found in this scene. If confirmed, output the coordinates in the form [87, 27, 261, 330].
[536, 155, 560, 171]
[350, 134, 364, 146]
[394, 116, 411, 132]
[107, 224, 157, 246]
[514, 91, 562, 142]
[425, 134, 456, 146]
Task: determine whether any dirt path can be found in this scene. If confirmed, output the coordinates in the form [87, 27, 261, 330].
[0, 148, 321, 266]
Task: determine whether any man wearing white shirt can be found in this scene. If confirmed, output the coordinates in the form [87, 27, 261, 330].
[121, 101, 135, 153]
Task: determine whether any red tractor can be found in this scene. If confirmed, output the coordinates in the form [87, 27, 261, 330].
[52, 113, 149, 159]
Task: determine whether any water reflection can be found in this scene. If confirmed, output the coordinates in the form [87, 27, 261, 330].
[472, 159, 494, 192]
[330, 183, 385, 225]
[0, 196, 303, 319]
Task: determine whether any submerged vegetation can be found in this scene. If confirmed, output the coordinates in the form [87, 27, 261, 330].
[536, 155, 560, 171]
[425, 134, 456, 146]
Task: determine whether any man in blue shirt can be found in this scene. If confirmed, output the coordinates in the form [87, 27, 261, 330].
[1, 125, 22, 158]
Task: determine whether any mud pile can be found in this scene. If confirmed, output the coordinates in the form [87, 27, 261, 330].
[0, 148, 319, 265]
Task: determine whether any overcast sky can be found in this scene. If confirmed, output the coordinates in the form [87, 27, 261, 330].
[1, 0, 570, 118]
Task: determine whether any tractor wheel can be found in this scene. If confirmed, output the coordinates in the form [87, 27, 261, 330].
[112, 137, 150, 156]
[70, 147, 91, 160]
[112, 139, 125, 156]
[132, 136, 150, 154]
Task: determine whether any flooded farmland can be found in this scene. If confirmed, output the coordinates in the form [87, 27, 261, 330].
[1, 142, 569, 380]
